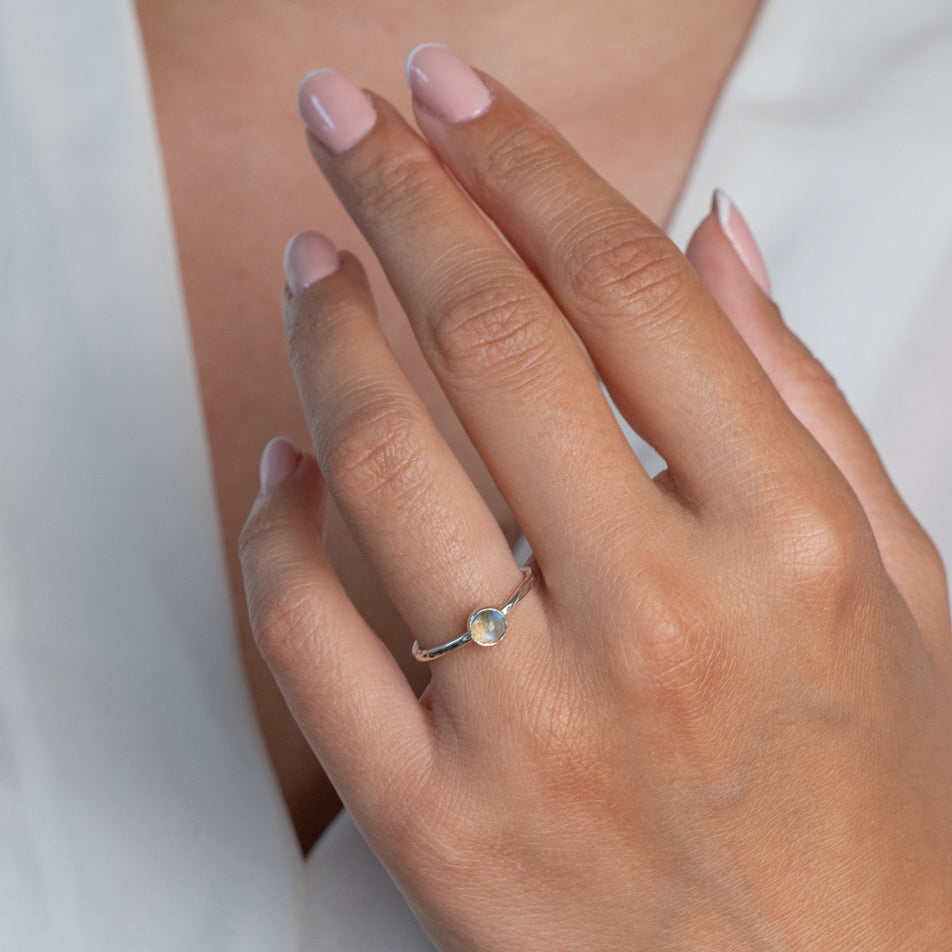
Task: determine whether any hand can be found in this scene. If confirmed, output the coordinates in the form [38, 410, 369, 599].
[239, 45, 952, 950]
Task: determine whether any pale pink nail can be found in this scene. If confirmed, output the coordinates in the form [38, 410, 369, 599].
[297, 69, 377, 154]
[259, 437, 302, 492]
[714, 189, 772, 296]
[283, 231, 339, 295]
[405, 43, 492, 124]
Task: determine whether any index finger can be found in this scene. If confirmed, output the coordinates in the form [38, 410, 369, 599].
[406, 44, 811, 507]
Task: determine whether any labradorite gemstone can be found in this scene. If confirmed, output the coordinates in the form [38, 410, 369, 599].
[468, 607, 507, 647]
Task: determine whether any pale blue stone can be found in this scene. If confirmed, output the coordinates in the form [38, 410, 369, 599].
[468, 607, 507, 646]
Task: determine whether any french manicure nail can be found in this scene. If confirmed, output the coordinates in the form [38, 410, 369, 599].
[259, 436, 302, 493]
[714, 189, 772, 296]
[297, 68, 377, 154]
[405, 43, 492, 124]
[283, 231, 339, 295]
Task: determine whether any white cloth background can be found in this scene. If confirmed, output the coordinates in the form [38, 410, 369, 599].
[1, 0, 950, 947]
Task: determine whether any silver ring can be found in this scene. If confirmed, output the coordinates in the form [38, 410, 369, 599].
[411, 564, 535, 662]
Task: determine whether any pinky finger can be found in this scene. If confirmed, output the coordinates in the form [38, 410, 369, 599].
[239, 440, 433, 832]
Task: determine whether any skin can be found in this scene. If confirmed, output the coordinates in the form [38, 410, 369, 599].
[239, 63, 952, 948]
[134, 0, 764, 850]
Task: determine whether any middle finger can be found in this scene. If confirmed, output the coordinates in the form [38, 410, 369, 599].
[297, 68, 667, 569]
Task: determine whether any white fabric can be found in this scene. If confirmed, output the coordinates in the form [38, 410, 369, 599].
[668, 0, 952, 552]
[0, 1, 306, 949]
[0, 0, 949, 948]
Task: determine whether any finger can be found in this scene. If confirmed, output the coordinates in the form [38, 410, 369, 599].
[282, 233, 527, 666]
[405, 45, 810, 506]
[295, 68, 662, 571]
[238, 441, 432, 831]
[686, 192, 951, 645]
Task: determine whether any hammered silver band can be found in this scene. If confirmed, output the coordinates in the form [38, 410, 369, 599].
[411, 564, 535, 662]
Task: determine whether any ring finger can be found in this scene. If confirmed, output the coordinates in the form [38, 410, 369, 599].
[282, 235, 527, 669]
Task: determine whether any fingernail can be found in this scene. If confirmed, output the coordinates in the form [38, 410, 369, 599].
[405, 43, 492, 124]
[714, 189, 772, 296]
[297, 68, 377, 154]
[259, 437, 302, 493]
[283, 231, 339, 295]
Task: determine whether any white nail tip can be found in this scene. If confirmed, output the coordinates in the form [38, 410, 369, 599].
[714, 188, 733, 230]
[405, 42, 451, 84]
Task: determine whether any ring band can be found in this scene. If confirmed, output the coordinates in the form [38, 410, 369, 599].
[411, 564, 535, 662]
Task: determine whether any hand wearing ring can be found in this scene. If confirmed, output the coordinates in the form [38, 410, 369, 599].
[240, 44, 952, 952]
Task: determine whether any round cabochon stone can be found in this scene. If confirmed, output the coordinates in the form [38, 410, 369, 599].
[468, 607, 508, 646]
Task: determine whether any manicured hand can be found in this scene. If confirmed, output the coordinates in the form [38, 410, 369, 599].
[240, 45, 952, 951]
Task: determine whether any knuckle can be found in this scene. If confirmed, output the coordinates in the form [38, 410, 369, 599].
[250, 583, 322, 669]
[479, 122, 565, 193]
[900, 524, 949, 599]
[237, 504, 269, 572]
[621, 580, 723, 720]
[286, 293, 352, 370]
[238, 502, 292, 596]
[768, 342, 866, 443]
[776, 345, 844, 404]
[238, 515, 324, 667]
[430, 277, 555, 392]
[770, 490, 869, 600]
[918, 532, 948, 589]
[569, 229, 688, 326]
[351, 148, 441, 224]
[319, 392, 428, 511]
